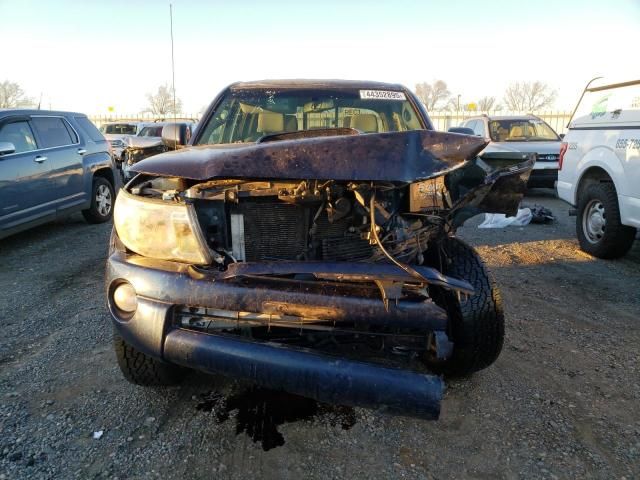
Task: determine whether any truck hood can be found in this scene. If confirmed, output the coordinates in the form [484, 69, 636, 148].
[484, 140, 561, 155]
[130, 130, 489, 182]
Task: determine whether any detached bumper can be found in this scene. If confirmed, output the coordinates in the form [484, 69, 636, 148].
[106, 252, 454, 418]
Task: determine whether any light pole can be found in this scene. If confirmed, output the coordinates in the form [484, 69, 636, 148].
[457, 94, 461, 112]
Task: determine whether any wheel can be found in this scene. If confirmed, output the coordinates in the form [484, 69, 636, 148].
[113, 331, 185, 386]
[576, 182, 636, 259]
[82, 176, 114, 224]
[424, 237, 504, 377]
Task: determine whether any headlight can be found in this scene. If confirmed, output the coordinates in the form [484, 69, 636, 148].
[113, 190, 212, 264]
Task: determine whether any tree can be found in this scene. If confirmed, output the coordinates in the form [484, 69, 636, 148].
[415, 80, 451, 111]
[144, 84, 183, 116]
[477, 96, 498, 111]
[503, 81, 556, 111]
[0, 80, 35, 108]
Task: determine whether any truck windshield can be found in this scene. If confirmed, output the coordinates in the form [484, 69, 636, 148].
[489, 119, 560, 142]
[196, 88, 425, 145]
[102, 124, 137, 135]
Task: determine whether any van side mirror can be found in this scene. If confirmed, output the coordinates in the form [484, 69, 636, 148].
[0, 142, 16, 156]
[447, 127, 475, 136]
[162, 123, 190, 150]
[559, 133, 565, 140]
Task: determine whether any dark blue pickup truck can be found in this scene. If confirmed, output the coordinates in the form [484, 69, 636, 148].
[0, 110, 119, 238]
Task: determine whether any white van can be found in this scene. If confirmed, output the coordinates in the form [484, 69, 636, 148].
[557, 79, 640, 258]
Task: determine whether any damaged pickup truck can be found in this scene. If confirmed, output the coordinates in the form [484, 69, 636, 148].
[107, 80, 533, 419]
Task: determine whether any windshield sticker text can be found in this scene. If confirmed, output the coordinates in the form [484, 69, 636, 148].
[359, 90, 407, 101]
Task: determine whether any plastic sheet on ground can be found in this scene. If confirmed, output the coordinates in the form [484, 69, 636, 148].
[478, 208, 533, 228]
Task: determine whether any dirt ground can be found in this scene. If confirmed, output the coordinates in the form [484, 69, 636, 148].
[0, 189, 639, 480]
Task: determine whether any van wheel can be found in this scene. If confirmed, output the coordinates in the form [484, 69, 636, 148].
[114, 332, 185, 386]
[82, 177, 114, 224]
[423, 237, 504, 377]
[576, 182, 636, 259]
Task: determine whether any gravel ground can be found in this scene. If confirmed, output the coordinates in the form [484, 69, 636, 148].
[1, 189, 639, 480]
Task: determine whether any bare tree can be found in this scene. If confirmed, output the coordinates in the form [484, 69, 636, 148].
[477, 96, 498, 111]
[0, 80, 35, 108]
[144, 84, 183, 116]
[415, 80, 451, 111]
[503, 81, 556, 111]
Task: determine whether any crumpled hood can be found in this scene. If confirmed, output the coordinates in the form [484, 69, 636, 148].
[124, 136, 163, 149]
[131, 130, 489, 182]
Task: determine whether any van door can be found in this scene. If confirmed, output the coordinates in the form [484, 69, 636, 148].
[30, 116, 85, 212]
[0, 118, 56, 231]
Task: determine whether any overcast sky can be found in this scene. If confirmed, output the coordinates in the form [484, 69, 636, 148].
[1, 0, 638, 114]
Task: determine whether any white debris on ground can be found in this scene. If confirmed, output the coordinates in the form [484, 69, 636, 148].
[478, 208, 532, 228]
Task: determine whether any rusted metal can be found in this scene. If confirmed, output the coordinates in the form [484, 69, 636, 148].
[163, 329, 444, 419]
[131, 129, 488, 182]
[214, 261, 474, 294]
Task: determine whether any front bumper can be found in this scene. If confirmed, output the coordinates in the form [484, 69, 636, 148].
[528, 168, 558, 188]
[106, 252, 463, 418]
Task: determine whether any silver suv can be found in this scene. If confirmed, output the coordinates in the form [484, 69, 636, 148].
[459, 114, 562, 188]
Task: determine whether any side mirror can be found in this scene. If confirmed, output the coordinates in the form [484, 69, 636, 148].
[162, 123, 190, 150]
[0, 142, 16, 156]
[447, 127, 475, 136]
[559, 133, 565, 140]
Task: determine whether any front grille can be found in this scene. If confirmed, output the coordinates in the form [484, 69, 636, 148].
[237, 202, 308, 261]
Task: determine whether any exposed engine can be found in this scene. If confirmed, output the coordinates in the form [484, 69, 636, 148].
[165, 178, 449, 270]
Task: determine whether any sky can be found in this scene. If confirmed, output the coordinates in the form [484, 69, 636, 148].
[1, 0, 638, 114]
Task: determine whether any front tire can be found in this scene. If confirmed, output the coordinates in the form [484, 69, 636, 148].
[82, 176, 114, 224]
[576, 182, 636, 259]
[114, 332, 185, 386]
[424, 237, 504, 377]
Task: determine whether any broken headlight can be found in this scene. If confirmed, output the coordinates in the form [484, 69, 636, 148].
[113, 190, 212, 265]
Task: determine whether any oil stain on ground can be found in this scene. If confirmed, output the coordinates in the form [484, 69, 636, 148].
[196, 387, 356, 451]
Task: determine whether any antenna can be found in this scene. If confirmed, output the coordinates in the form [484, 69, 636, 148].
[169, 3, 177, 148]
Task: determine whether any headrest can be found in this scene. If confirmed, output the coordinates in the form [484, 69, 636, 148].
[257, 112, 284, 133]
[284, 115, 298, 132]
[509, 125, 524, 137]
[351, 114, 378, 133]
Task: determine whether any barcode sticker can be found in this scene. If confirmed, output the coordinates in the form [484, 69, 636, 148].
[359, 90, 407, 101]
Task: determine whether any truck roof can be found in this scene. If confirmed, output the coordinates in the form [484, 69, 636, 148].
[230, 79, 408, 91]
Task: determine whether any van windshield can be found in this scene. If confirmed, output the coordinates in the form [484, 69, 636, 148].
[196, 88, 425, 145]
[489, 119, 560, 142]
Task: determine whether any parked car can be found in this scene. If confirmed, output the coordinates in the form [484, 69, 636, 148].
[120, 122, 195, 180]
[457, 114, 562, 188]
[0, 110, 119, 239]
[557, 78, 639, 258]
[106, 80, 533, 419]
[99, 121, 149, 159]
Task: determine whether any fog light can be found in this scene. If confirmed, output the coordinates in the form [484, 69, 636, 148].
[113, 282, 137, 313]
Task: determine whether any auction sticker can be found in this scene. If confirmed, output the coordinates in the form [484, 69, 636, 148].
[359, 90, 406, 101]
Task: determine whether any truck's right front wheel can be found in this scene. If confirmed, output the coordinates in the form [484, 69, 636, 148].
[576, 182, 636, 259]
[423, 237, 504, 377]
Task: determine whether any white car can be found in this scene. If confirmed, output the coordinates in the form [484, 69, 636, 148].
[458, 115, 562, 188]
[99, 121, 151, 159]
[557, 79, 639, 258]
